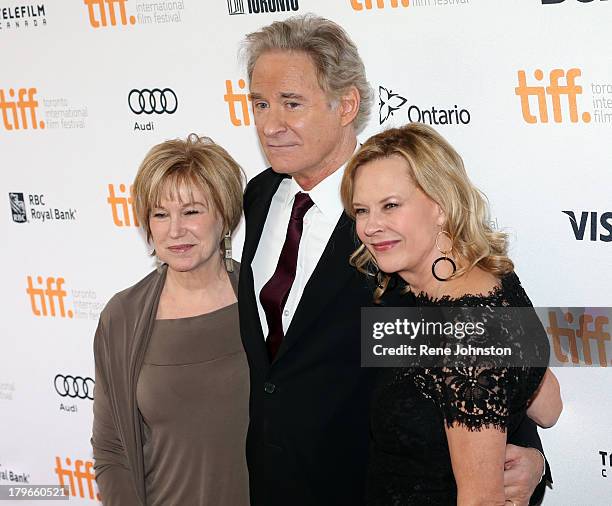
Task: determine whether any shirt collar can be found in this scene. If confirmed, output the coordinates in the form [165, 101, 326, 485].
[281, 145, 359, 220]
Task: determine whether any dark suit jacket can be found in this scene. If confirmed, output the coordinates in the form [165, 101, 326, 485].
[239, 168, 550, 506]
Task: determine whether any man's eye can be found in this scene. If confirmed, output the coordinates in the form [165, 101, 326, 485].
[286, 102, 300, 109]
[254, 102, 269, 110]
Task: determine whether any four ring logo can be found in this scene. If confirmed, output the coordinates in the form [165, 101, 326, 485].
[128, 88, 178, 115]
[54, 374, 95, 400]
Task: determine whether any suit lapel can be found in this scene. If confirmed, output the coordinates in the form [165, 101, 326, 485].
[239, 170, 286, 370]
[273, 212, 358, 363]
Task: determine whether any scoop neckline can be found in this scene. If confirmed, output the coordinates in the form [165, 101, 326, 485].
[154, 300, 237, 322]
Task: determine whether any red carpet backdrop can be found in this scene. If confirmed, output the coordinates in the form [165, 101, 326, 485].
[1, 0, 611, 504]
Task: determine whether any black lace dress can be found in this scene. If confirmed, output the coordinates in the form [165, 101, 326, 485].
[367, 273, 547, 505]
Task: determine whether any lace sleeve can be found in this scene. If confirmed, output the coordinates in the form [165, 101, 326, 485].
[414, 365, 546, 432]
[415, 366, 511, 431]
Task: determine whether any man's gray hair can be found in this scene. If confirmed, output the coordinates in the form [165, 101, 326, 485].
[243, 14, 373, 133]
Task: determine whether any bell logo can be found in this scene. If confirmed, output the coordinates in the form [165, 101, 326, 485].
[515, 68, 591, 124]
[26, 276, 73, 318]
[84, 0, 136, 28]
[224, 79, 251, 126]
[107, 184, 139, 227]
[54, 456, 100, 500]
[351, 0, 409, 10]
[0, 88, 45, 131]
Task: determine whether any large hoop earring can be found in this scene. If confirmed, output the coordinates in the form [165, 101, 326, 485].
[224, 232, 234, 273]
[432, 231, 456, 282]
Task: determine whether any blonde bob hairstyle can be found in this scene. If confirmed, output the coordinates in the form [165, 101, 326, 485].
[340, 123, 513, 302]
[242, 14, 372, 134]
[133, 134, 244, 248]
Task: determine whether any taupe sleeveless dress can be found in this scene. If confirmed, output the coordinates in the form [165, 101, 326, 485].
[136, 269, 249, 505]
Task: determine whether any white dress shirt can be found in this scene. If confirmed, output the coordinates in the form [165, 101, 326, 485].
[252, 163, 347, 338]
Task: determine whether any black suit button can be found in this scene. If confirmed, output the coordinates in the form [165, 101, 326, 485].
[264, 382, 276, 394]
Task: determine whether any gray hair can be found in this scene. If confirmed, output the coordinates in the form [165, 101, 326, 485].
[242, 14, 372, 133]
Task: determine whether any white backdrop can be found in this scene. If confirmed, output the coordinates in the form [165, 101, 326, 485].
[1, 0, 611, 504]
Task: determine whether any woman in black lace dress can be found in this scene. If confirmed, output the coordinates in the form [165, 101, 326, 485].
[340, 123, 562, 505]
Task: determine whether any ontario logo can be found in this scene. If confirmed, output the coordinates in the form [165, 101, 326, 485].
[378, 85, 471, 126]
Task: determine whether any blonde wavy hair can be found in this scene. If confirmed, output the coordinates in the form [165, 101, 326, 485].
[340, 123, 513, 302]
[133, 134, 244, 251]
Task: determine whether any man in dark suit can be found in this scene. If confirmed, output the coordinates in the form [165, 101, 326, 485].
[238, 14, 550, 506]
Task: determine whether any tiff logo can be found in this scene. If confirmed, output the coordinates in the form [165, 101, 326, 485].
[0, 88, 45, 130]
[351, 0, 409, 10]
[107, 184, 139, 227]
[224, 79, 251, 126]
[54, 457, 100, 501]
[227, 0, 245, 14]
[26, 276, 73, 318]
[547, 310, 611, 366]
[515, 68, 591, 124]
[562, 211, 612, 242]
[84, 0, 136, 28]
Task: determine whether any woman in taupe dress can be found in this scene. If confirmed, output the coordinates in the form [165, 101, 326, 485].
[91, 134, 249, 506]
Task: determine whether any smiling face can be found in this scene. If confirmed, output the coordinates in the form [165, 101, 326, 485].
[149, 183, 224, 275]
[352, 155, 445, 282]
[250, 50, 352, 185]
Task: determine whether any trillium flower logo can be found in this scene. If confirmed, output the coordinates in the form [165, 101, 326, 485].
[378, 86, 407, 124]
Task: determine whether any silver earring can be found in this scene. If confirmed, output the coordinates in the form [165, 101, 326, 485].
[224, 232, 233, 272]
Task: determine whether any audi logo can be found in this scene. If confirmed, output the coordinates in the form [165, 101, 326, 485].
[128, 88, 178, 115]
[54, 374, 95, 400]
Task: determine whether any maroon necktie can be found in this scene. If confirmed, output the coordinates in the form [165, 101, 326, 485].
[260, 192, 314, 360]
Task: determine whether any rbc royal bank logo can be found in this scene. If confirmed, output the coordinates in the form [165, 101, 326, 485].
[8, 193, 27, 223]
